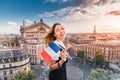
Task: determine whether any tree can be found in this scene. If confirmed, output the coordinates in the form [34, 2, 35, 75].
[26, 70, 36, 80]
[10, 69, 35, 80]
[93, 50, 105, 66]
[77, 50, 84, 59]
[88, 68, 113, 80]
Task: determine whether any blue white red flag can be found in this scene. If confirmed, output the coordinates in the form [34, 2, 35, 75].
[41, 42, 61, 63]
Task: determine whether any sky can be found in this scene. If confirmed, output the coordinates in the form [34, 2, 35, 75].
[0, 0, 120, 34]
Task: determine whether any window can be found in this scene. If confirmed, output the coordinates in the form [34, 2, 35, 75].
[0, 59, 2, 63]
[3, 71, 6, 75]
[9, 70, 13, 74]
[3, 65, 5, 68]
[34, 50, 36, 54]
[2, 58, 4, 63]
[9, 64, 12, 68]
[4, 77, 7, 80]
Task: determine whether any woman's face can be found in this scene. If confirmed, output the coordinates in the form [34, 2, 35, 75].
[54, 25, 65, 41]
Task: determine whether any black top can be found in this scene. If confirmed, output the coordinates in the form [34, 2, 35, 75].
[49, 57, 68, 80]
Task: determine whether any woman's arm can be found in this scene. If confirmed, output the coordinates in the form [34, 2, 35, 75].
[49, 59, 64, 71]
[49, 50, 67, 71]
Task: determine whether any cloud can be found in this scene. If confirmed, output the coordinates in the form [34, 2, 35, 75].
[94, 0, 115, 6]
[1, 22, 19, 34]
[44, 0, 57, 3]
[63, 7, 83, 21]
[0, 26, 20, 34]
[38, 12, 54, 18]
[25, 19, 32, 24]
[37, 5, 98, 22]
[74, 0, 117, 8]
[65, 0, 120, 21]
[39, 0, 120, 22]
[63, 0, 67, 1]
[41, 0, 119, 22]
[6, 21, 17, 26]
[38, 6, 88, 22]
[97, 25, 120, 33]
[21, 19, 33, 26]
[38, 7, 74, 20]
[107, 10, 120, 16]
[44, 0, 70, 3]
[62, 0, 120, 33]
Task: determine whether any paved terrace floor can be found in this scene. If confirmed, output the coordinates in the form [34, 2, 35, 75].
[32, 55, 94, 80]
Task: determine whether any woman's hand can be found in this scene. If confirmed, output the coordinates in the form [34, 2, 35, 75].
[60, 49, 68, 61]
[66, 43, 72, 49]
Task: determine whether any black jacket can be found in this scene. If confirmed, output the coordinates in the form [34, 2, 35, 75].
[49, 57, 68, 80]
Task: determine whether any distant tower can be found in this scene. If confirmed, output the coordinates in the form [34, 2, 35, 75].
[23, 20, 25, 27]
[92, 25, 97, 35]
[89, 25, 97, 39]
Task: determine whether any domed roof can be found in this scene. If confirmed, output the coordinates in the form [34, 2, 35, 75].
[40, 26, 45, 30]
[39, 26, 46, 33]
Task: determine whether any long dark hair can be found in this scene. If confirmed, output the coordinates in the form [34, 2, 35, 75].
[45, 23, 60, 47]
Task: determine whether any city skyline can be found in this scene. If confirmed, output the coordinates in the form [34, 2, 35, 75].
[0, 0, 120, 34]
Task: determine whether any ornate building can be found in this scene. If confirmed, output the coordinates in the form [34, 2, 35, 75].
[1, 39, 20, 48]
[0, 46, 30, 80]
[66, 37, 94, 56]
[0, 34, 20, 48]
[20, 19, 50, 64]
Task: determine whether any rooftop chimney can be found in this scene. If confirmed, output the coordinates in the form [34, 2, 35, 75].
[40, 19, 43, 22]
[20, 25, 23, 28]
[34, 21, 36, 24]
[23, 20, 25, 26]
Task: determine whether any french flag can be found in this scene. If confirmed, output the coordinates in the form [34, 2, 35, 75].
[41, 42, 61, 63]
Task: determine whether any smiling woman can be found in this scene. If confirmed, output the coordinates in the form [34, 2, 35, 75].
[42, 23, 68, 80]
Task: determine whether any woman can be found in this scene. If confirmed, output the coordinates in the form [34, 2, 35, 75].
[45, 23, 68, 80]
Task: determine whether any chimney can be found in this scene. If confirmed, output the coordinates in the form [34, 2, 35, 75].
[34, 21, 36, 24]
[40, 19, 43, 22]
[23, 20, 25, 26]
[20, 25, 23, 28]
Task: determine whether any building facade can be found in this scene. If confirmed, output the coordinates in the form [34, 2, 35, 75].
[0, 46, 30, 80]
[0, 34, 20, 48]
[86, 40, 120, 63]
[20, 19, 50, 64]
[66, 37, 94, 56]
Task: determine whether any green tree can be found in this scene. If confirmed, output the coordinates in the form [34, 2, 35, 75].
[26, 70, 36, 80]
[88, 68, 113, 80]
[93, 51, 105, 66]
[10, 69, 35, 80]
[77, 50, 84, 59]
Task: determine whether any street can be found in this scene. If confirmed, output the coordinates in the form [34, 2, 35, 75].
[32, 53, 95, 80]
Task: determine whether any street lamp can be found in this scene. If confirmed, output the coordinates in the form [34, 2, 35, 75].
[83, 45, 86, 80]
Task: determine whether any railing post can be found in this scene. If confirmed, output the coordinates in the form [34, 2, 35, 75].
[83, 45, 86, 80]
